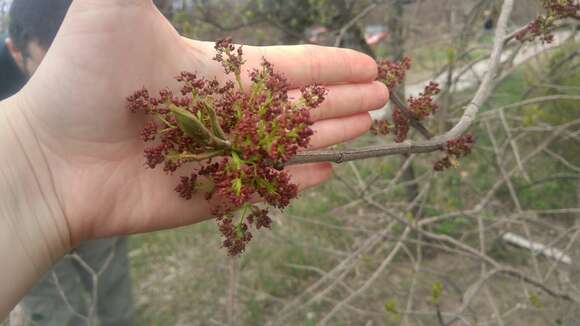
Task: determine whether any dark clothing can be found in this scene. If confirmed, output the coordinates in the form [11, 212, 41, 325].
[0, 35, 27, 100]
[21, 238, 134, 326]
[484, 18, 494, 31]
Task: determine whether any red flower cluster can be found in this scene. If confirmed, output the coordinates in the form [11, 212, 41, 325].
[373, 58, 441, 143]
[371, 119, 390, 135]
[408, 81, 440, 119]
[214, 38, 245, 75]
[128, 37, 326, 256]
[393, 81, 442, 142]
[516, 0, 578, 43]
[373, 57, 474, 171]
[434, 134, 475, 171]
[391, 107, 410, 143]
[376, 57, 411, 91]
[373, 57, 412, 140]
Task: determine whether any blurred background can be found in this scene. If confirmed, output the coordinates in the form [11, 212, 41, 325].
[2, 0, 580, 325]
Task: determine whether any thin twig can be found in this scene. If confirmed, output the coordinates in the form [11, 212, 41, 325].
[289, 0, 514, 166]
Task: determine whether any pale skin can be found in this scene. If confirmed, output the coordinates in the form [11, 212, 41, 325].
[0, 0, 388, 317]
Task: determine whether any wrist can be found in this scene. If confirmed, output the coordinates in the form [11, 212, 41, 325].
[0, 96, 71, 316]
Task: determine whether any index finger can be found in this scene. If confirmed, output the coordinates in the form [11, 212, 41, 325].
[251, 45, 378, 87]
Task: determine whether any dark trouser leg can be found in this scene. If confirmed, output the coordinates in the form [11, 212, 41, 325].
[73, 237, 134, 326]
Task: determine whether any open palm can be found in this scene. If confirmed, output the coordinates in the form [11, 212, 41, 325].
[13, 0, 388, 246]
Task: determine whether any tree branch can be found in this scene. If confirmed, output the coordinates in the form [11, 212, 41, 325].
[288, 0, 515, 166]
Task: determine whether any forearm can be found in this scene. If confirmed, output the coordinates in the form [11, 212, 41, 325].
[0, 97, 71, 319]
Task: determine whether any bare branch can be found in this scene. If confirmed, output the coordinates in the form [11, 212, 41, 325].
[289, 0, 515, 165]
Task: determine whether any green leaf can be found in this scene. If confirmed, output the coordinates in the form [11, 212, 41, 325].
[276, 144, 285, 155]
[170, 105, 211, 140]
[431, 281, 444, 305]
[204, 101, 227, 140]
[165, 149, 181, 162]
[528, 292, 543, 308]
[231, 151, 243, 169]
[257, 177, 276, 194]
[384, 299, 401, 321]
[232, 178, 242, 196]
[446, 47, 456, 63]
[405, 212, 414, 224]
[234, 100, 243, 120]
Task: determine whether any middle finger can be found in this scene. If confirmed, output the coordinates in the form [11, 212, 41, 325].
[289, 81, 388, 122]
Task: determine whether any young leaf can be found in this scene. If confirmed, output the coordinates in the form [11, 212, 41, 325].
[170, 105, 212, 140]
[431, 281, 444, 305]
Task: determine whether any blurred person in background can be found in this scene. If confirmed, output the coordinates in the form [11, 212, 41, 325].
[0, 0, 134, 325]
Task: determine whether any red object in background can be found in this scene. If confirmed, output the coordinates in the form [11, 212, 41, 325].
[365, 31, 387, 45]
[307, 26, 328, 44]
[365, 25, 387, 45]
[306, 25, 387, 45]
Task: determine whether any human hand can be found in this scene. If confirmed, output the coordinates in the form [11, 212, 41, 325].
[9, 0, 388, 247]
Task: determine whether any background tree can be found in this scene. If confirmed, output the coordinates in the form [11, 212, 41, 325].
[153, 0, 174, 19]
